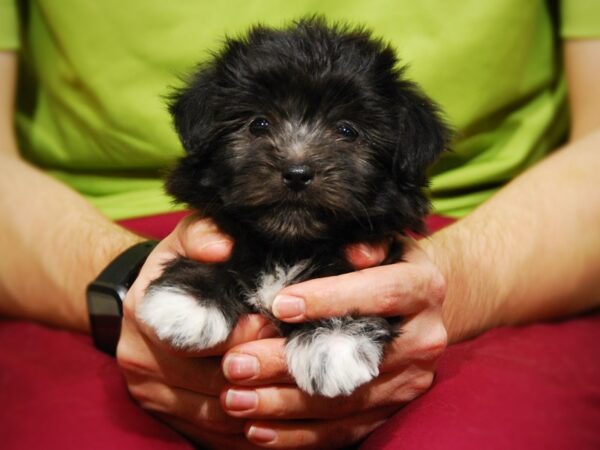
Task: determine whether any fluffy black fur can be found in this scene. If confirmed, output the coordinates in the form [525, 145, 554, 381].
[146, 17, 450, 397]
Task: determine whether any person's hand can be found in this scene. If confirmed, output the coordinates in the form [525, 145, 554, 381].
[116, 215, 276, 449]
[116, 213, 447, 449]
[219, 238, 447, 449]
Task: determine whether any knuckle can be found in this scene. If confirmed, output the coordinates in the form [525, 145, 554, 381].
[402, 389, 423, 403]
[411, 372, 435, 393]
[116, 347, 156, 376]
[259, 387, 291, 417]
[125, 379, 154, 404]
[390, 389, 410, 405]
[375, 293, 400, 316]
[312, 286, 341, 317]
[115, 343, 134, 369]
[415, 324, 448, 360]
[397, 373, 433, 403]
[389, 387, 410, 404]
[127, 386, 146, 403]
[427, 269, 447, 305]
[266, 399, 288, 418]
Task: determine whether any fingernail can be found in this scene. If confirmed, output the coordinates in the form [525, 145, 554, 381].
[357, 243, 386, 264]
[272, 295, 305, 319]
[197, 237, 232, 254]
[356, 243, 373, 259]
[224, 354, 259, 380]
[248, 425, 277, 444]
[225, 389, 258, 411]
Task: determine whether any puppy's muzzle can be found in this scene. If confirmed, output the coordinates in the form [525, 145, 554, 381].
[282, 164, 314, 192]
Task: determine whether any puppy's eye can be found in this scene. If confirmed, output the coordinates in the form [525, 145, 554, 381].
[337, 124, 358, 141]
[249, 117, 270, 136]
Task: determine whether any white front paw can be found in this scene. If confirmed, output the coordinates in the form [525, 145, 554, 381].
[137, 286, 231, 350]
[286, 332, 382, 398]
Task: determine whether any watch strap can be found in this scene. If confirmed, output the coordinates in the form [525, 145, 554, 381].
[87, 240, 158, 355]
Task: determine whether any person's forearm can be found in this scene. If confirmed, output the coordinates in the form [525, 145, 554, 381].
[424, 129, 600, 343]
[0, 152, 144, 332]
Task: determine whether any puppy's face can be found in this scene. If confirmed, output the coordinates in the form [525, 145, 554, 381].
[168, 19, 449, 243]
[216, 103, 387, 241]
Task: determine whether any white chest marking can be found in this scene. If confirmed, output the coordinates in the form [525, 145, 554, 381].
[246, 261, 310, 311]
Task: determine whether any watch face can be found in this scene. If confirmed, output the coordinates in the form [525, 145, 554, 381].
[87, 287, 124, 356]
[88, 291, 121, 316]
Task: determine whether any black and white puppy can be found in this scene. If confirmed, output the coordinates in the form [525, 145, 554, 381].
[138, 18, 449, 398]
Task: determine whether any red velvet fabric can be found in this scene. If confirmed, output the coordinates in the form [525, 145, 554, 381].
[0, 321, 194, 450]
[362, 314, 600, 450]
[1, 212, 598, 449]
[118, 211, 189, 240]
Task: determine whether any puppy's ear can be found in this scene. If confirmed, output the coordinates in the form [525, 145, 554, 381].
[169, 67, 217, 155]
[166, 68, 219, 207]
[394, 84, 450, 185]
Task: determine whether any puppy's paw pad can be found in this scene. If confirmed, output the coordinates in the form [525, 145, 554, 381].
[286, 333, 382, 398]
[137, 286, 231, 350]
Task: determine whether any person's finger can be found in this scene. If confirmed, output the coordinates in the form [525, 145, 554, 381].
[123, 373, 246, 435]
[157, 414, 262, 450]
[219, 310, 446, 383]
[177, 215, 234, 263]
[344, 241, 389, 269]
[127, 216, 232, 303]
[129, 244, 180, 295]
[221, 365, 432, 420]
[222, 338, 295, 386]
[271, 257, 445, 322]
[117, 316, 229, 396]
[379, 306, 448, 372]
[244, 407, 395, 449]
[121, 218, 227, 300]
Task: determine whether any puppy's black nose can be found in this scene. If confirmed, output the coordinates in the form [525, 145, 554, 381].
[282, 165, 314, 191]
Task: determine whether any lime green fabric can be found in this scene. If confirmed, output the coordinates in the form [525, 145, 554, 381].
[0, 0, 20, 49]
[3, 1, 600, 219]
[561, 0, 600, 38]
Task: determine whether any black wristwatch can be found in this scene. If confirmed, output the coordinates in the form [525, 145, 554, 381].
[86, 240, 158, 355]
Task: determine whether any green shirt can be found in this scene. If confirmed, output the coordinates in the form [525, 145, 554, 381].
[2, 0, 599, 219]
